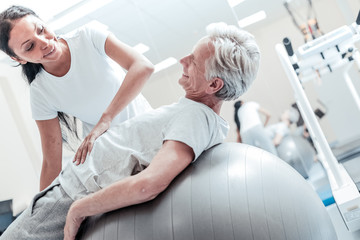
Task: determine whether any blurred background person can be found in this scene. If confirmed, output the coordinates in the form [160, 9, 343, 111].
[265, 108, 300, 147]
[234, 100, 278, 156]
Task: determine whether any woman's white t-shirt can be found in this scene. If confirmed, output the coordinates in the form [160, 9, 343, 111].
[30, 23, 151, 134]
[237, 101, 262, 133]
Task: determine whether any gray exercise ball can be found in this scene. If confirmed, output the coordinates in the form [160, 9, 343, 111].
[277, 135, 317, 178]
[79, 143, 336, 240]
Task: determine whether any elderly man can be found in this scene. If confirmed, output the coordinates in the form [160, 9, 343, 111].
[0, 22, 260, 240]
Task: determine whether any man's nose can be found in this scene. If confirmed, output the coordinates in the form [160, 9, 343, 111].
[180, 55, 189, 66]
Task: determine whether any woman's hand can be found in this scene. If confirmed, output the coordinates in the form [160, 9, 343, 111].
[64, 204, 85, 240]
[73, 116, 111, 165]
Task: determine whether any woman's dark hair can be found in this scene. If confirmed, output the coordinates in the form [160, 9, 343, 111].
[0, 5, 42, 83]
[0, 5, 79, 149]
[233, 100, 243, 131]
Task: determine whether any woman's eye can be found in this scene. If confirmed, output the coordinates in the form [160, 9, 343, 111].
[37, 25, 44, 34]
[26, 44, 34, 51]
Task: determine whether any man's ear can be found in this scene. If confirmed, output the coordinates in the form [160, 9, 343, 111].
[206, 77, 224, 94]
[11, 56, 27, 64]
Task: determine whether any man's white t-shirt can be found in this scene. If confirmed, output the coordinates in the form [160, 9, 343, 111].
[59, 98, 229, 199]
[265, 122, 289, 139]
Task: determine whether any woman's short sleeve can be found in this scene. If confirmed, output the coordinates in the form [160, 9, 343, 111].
[85, 23, 110, 56]
[30, 84, 58, 120]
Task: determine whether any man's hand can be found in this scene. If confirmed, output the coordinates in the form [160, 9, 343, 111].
[64, 205, 85, 240]
[66, 141, 194, 239]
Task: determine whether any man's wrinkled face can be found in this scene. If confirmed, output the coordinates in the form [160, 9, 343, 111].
[179, 37, 214, 98]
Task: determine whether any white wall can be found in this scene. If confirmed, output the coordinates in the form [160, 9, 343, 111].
[0, 60, 42, 215]
[313, 64, 360, 144]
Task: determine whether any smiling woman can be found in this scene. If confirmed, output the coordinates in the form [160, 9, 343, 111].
[0, 5, 155, 192]
[8, 15, 69, 75]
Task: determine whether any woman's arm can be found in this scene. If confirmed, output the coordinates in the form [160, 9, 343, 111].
[102, 33, 155, 120]
[272, 133, 283, 147]
[36, 118, 63, 191]
[74, 33, 154, 164]
[258, 107, 271, 126]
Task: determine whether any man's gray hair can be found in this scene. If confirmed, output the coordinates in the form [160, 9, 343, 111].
[205, 22, 260, 100]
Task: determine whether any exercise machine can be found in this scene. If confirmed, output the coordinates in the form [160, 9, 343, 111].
[276, 11, 360, 232]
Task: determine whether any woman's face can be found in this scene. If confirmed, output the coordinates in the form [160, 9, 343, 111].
[8, 15, 62, 65]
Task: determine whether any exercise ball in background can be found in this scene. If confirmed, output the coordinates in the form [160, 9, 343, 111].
[277, 135, 317, 178]
[79, 143, 336, 240]
[277, 135, 335, 206]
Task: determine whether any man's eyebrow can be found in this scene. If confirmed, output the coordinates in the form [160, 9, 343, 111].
[20, 23, 36, 47]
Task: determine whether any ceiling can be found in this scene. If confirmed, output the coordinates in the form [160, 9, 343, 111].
[0, 0, 289, 71]
[53, 0, 289, 67]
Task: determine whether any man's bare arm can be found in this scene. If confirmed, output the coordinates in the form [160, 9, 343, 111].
[64, 140, 194, 239]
